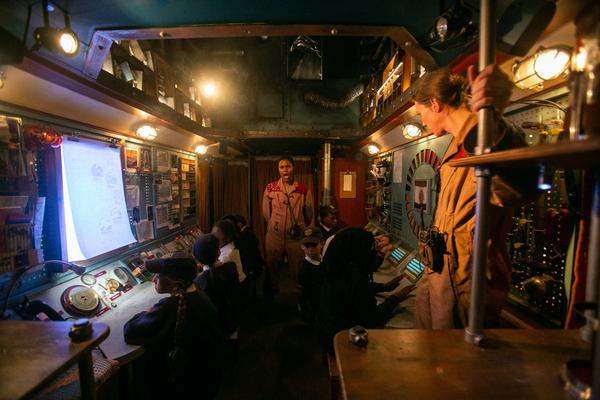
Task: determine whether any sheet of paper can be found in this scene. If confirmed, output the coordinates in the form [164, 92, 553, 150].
[135, 219, 154, 242]
[156, 151, 170, 172]
[343, 174, 353, 192]
[155, 204, 169, 229]
[157, 180, 172, 203]
[393, 151, 403, 183]
[125, 185, 140, 209]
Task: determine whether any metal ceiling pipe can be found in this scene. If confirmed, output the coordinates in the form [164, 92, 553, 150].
[303, 83, 365, 110]
[322, 142, 332, 206]
[464, 0, 495, 346]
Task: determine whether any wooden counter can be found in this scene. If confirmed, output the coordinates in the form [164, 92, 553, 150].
[0, 320, 109, 400]
[334, 329, 588, 400]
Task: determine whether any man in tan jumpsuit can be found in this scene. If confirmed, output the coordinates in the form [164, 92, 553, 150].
[262, 157, 313, 294]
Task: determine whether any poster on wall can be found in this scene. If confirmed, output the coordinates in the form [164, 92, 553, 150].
[413, 179, 431, 213]
[155, 204, 169, 228]
[125, 148, 139, 172]
[393, 151, 403, 183]
[157, 180, 172, 202]
[139, 148, 151, 172]
[125, 185, 140, 209]
[156, 150, 170, 172]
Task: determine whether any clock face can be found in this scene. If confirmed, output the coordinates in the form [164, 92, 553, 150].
[405, 148, 441, 237]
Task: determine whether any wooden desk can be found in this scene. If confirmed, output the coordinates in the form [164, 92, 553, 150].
[334, 329, 588, 400]
[0, 320, 110, 400]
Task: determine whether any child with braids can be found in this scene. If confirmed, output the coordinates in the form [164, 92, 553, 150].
[124, 252, 225, 399]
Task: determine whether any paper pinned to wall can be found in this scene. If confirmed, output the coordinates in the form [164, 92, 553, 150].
[125, 185, 140, 209]
[135, 219, 154, 242]
[155, 204, 169, 229]
[393, 151, 403, 183]
[158, 180, 172, 202]
[343, 174, 353, 192]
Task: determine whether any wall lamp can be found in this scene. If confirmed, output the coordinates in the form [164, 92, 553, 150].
[512, 46, 571, 90]
[401, 122, 423, 139]
[135, 123, 158, 140]
[367, 143, 381, 155]
[31, 0, 80, 57]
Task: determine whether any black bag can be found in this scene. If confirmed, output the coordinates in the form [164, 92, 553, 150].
[418, 226, 447, 273]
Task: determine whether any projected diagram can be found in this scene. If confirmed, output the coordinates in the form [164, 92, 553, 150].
[61, 139, 135, 261]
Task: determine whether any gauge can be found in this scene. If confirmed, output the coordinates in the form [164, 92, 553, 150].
[105, 278, 121, 293]
[61, 285, 101, 316]
[80, 273, 97, 286]
[113, 267, 130, 285]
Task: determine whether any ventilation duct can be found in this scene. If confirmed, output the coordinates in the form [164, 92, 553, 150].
[303, 83, 365, 110]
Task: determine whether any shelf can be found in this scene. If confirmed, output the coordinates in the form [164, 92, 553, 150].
[448, 137, 600, 169]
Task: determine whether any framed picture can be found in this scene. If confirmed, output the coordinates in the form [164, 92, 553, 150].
[139, 148, 151, 172]
[125, 148, 139, 171]
[413, 179, 431, 214]
[156, 150, 170, 172]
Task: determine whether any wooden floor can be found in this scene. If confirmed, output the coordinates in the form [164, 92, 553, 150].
[218, 265, 331, 400]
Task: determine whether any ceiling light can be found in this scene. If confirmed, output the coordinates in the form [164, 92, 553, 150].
[367, 144, 380, 155]
[195, 144, 208, 155]
[58, 29, 79, 55]
[512, 46, 571, 90]
[202, 82, 217, 97]
[401, 122, 423, 139]
[136, 124, 157, 140]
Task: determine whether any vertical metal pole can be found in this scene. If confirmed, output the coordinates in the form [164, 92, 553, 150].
[589, 173, 600, 398]
[323, 142, 332, 206]
[583, 173, 600, 343]
[464, 0, 496, 345]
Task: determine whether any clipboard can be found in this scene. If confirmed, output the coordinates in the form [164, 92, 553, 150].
[339, 171, 356, 198]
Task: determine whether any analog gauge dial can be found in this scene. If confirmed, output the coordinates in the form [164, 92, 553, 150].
[80, 273, 97, 286]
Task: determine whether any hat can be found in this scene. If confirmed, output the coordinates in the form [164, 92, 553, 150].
[319, 205, 339, 219]
[301, 227, 324, 244]
[192, 234, 220, 266]
[145, 251, 197, 283]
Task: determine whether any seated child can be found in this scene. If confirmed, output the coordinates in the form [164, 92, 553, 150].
[192, 234, 242, 364]
[298, 227, 325, 322]
[124, 252, 224, 400]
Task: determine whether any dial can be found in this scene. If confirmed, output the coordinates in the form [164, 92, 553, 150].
[61, 285, 100, 316]
[80, 273, 97, 286]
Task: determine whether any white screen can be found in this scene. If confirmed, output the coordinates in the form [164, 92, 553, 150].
[60, 139, 135, 261]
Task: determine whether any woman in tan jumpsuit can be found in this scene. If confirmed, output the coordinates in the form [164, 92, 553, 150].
[262, 156, 314, 295]
[413, 65, 518, 328]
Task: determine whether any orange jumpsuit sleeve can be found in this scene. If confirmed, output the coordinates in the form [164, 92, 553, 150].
[262, 186, 271, 223]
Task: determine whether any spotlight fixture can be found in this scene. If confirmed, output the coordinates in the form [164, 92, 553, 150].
[367, 144, 380, 155]
[429, 5, 475, 50]
[136, 124, 158, 140]
[195, 144, 208, 155]
[401, 122, 423, 140]
[31, 0, 80, 57]
[512, 46, 571, 90]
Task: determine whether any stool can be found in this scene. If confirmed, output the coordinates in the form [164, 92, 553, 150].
[34, 349, 120, 400]
[327, 353, 340, 400]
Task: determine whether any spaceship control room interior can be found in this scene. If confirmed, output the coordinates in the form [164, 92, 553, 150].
[1, 0, 600, 399]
